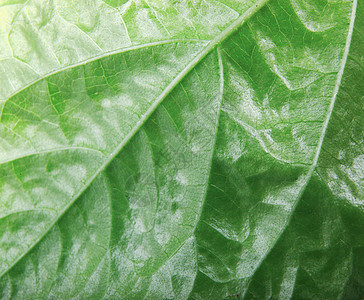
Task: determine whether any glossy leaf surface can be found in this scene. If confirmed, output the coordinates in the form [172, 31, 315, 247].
[0, 0, 362, 298]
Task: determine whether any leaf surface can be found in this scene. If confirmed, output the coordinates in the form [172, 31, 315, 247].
[0, 0, 362, 298]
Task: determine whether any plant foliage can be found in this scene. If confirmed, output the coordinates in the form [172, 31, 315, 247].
[0, 0, 363, 298]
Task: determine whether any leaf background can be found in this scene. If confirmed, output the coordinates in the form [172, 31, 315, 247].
[0, 0, 362, 298]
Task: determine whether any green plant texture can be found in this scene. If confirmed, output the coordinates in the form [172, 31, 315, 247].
[0, 0, 363, 298]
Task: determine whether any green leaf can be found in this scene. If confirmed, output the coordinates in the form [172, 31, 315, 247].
[0, 0, 362, 298]
[245, 2, 364, 298]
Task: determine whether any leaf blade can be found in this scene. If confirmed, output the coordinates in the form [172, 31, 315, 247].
[0, 0, 362, 298]
[0, 0, 272, 278]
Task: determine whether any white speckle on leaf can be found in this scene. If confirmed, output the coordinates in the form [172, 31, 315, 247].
[175, 171, 187, 185]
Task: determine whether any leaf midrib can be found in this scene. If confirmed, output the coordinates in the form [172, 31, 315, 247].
[0, 0, 270, 279]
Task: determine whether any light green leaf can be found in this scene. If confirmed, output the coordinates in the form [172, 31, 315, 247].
[0, 0, 362, 298]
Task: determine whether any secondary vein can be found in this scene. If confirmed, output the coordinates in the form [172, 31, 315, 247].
[0, 0, 270, 279]
[242, 0, 358, 294]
